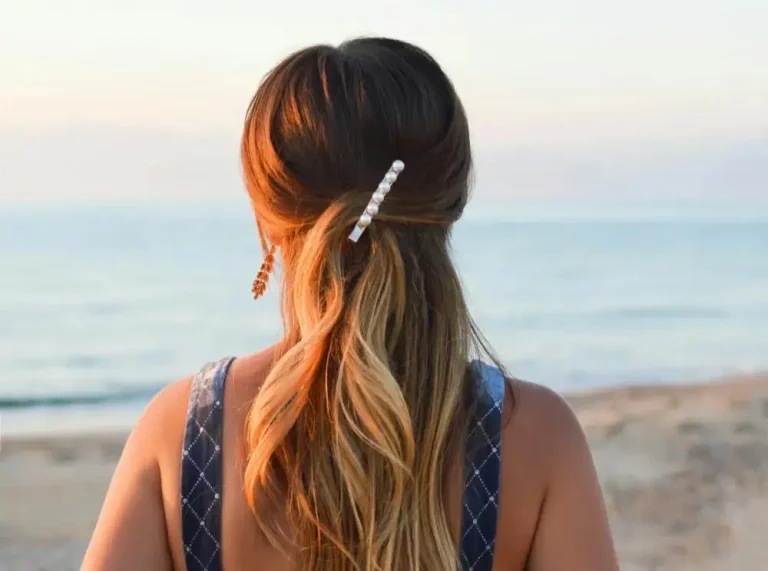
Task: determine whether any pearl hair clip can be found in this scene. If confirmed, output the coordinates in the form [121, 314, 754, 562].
[348, 160, 405, 243]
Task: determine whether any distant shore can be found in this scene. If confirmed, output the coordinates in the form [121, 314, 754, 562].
[2, 373, 767, 571]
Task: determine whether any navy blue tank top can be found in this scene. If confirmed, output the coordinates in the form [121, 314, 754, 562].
[180, 358, 505, 571]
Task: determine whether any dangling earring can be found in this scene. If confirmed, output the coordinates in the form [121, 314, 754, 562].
[251, 245, 276, 300]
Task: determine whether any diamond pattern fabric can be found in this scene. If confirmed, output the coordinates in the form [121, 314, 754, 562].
[181, 357, 235, 571]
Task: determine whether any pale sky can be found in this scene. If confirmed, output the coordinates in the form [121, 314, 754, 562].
[1, 0, 767, 200]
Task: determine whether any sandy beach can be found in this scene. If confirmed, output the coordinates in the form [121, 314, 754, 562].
[2, 375, 767, 571]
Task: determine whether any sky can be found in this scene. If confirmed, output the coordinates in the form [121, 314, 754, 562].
[1, 0, 767, 201]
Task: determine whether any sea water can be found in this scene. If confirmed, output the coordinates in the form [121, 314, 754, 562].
[1, 200, 766, 434]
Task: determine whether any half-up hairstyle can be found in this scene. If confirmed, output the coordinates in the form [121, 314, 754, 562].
[241, 37, 503, 571]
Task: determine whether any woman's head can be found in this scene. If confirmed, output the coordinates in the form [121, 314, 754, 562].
[241, 37, 471, 250]
[240, 38, 495, 571]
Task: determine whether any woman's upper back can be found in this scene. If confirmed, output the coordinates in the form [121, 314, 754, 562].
[179, 355, 505, 571]
[83, 348, 617, 571]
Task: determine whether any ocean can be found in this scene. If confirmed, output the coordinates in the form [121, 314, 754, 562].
[1, 200, 767, 435]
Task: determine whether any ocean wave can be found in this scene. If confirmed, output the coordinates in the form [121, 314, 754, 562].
[589, 306, 730, 321]
[477, 305, 731, 329]
[0, 385, 163, 410]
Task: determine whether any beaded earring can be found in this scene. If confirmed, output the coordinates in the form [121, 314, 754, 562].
[251, 245, 276, 299]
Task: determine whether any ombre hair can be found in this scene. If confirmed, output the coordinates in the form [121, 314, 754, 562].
[240, 37, 503, 571]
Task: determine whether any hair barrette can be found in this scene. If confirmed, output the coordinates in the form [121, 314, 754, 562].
[348, 160, 405, 243]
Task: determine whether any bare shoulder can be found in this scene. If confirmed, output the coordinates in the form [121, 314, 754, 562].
[143, 374, 194, 429]
[497, 377, 587, 501]
[498, 379, 619, 570]
[134, 347, 278, 464]
[83, 375, 194, 570]
[133, 374, 194, 462]
[504, 378, 586, 461]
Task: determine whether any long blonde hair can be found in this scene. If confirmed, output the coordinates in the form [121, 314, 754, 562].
[240, 37, 500, 570]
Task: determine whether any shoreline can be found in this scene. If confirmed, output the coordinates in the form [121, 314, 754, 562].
[3, 367, 767, 438]
[2, 373, 768, 571]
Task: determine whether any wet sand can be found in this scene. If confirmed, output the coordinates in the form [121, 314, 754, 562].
[2, 374, 767, 570]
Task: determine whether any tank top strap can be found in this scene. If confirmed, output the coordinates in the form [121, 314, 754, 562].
[180, 357, 235, 571]
[460, 360, 506, 571]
